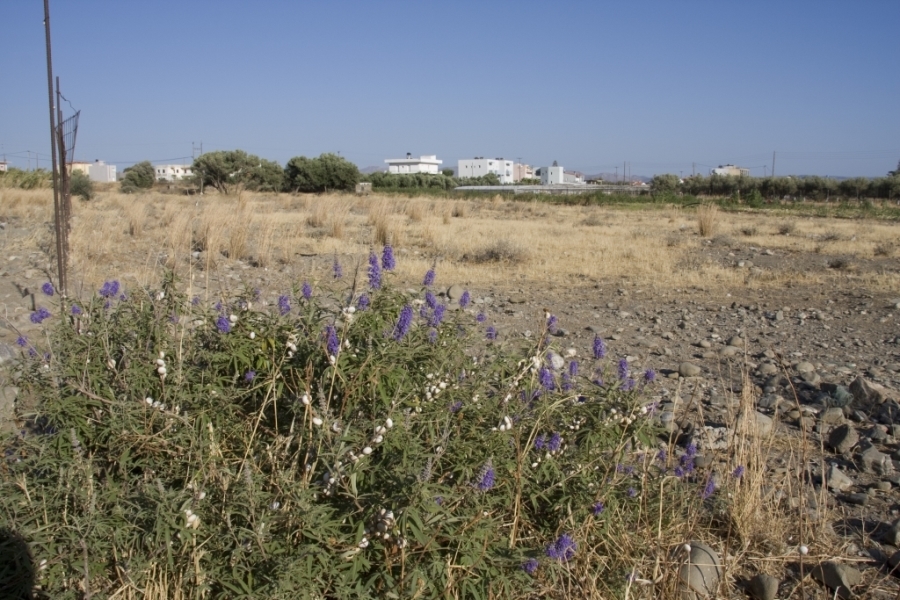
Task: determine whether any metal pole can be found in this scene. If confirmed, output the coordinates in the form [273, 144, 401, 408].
[44, 0, 66, 296]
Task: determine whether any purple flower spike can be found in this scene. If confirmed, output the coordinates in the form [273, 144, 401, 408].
[450, 400, 463, 413]
[617, 358, 629, 381]
[392, 305, 413, 340]
[30, 308, 51, 324]
[216, 315, 231, 333]
[357, 294, 370, 311]
[477, 462, 495, 491]
[548, 432, 562, 452]
[41, 282, 54, 296]
[546, 314, 558, 334]
[732, 465, 745, 479]
[539, 367, 555, 391]
[368, 251, 382, 289]
[278, 295, 291, 315]
[425, 291, 437, 309]
[99, 280, 120, 298]
[568, 360, 579, 378]
[701, 475, 716, 500]
[592, 335, 606, 359]
[301, 281, 312, 300]
[16, 336, 27, 347]
[644, 368, 656, 383]
[534, 433, 546, 450]
[485, 326, 497, 340]
[423, 267, 435, 287]
[428, 328, 438, 344]
[459, 290, 470, 308]
[244, 370, 256, 382]
[332, 255, 343, 279]
[381, 245, 396, 271]
[430, 304, 446, 327]
[546, 534, 576, 562]
[522, 558, 539, 575]
[71, 304, 82, 316]
[476, 312, 486, 323]
[325, 324, 340, 357]
[592, 502, 604, 516]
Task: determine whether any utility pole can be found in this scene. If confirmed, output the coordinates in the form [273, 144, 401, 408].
[192, 141, 203, 160]
[771, 151, 776, 178]
[624, 161, 626, 183]
[614, 166, 618, 182]
[44, 0, 66, 296]
[692, 162, 695, 177]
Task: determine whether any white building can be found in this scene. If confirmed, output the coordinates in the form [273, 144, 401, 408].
[384, 153, 442, 175]
[711, 164, 750, 177]
[88, 160, 116, 183]
[541, 165, 565, 185]
[0, 161, 7, 173]
[155, 164, 194, 181]
[457, 157, 515, 184]
[564, 171, 585, 184]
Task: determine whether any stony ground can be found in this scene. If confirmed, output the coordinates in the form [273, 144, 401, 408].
[2, 213, 900, 599]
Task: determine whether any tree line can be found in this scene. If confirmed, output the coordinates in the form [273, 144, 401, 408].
[651, 169, 900, 201]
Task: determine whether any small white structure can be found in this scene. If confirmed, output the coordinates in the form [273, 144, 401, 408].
[155, 164, 194, 181]
[457, 157, 515, 184]
[711, 164, 749, 177]
[88, 160, 117, 183]
[541, 165, 565, 185]
[564, 171, 585, 185]
[385, 153, 442, 175]
[0, 161, 7, 172]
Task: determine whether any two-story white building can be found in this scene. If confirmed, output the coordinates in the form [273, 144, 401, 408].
[155, 164, 194, 181]
[88, 160, 116, 183]
[385, 154, 442, 175]
[457, 157, 515, 184]
[541, 165, 565, 185]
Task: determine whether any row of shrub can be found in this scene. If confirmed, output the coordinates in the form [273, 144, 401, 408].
[651, 172, 900, 201]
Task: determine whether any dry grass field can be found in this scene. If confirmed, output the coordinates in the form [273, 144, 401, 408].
[1, 188, 897, 298]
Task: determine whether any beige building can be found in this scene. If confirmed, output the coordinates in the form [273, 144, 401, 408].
[711, 164, 750, 177]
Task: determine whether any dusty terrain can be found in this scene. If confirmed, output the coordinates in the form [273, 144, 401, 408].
[2, 187, 900, 597]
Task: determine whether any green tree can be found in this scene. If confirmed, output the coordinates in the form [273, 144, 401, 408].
[284, 153, 359, 193]
[191, 150, 284, 195]
[120, 161, 155, 193]
[650, 174, 680, 195]
[889, 160, 900, 177]
[69, 170, 93, 200]
[441, 168, 455, 177]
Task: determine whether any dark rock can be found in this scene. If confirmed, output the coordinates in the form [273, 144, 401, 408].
[841, 493, 869, 506]
[810, 562, 861, 599]
[677, 541, 722, 600]
[746, 573, 779, 600]
[827, 424, 859, 454]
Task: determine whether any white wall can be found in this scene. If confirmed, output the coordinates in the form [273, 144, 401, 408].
[88, 161, 116, 183]
[457, 158, 514, 183]
[541, 165, 564, 185]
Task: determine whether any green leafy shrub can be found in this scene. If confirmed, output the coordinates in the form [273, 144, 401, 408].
[69, 170, 93, 201]
[120, 161, 156, 193]
[1, 258, 748, 599]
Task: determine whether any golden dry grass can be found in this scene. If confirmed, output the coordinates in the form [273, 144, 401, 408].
[0, 188, 892, 296]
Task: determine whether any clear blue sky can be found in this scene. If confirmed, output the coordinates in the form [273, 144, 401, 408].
[2, 0, 898, 178]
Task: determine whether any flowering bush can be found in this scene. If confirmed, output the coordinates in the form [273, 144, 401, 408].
[0, 254, 743, 599]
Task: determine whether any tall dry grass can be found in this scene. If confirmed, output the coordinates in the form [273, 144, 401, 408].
[696, 203, 719, 237]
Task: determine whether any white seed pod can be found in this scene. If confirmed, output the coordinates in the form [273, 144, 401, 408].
[229, 314, 238, 324]
[362, 446, 373, 455]
[385, 418, 393, 429]
[301, 393, 311, 405]
[107, 358, 116, 369]
[332, 421, 341, 433]
[145, 397, 153, 405]
[156, 358, 166, 367]
[799, 545, 808, 555]
[250, 331, 256, 339]
[373, 435, 383, 444]
[159, 351, 165, 359]
[439, 382, 447, 389]
[312, 417, 323, 427]
[198, 491, 206, 500]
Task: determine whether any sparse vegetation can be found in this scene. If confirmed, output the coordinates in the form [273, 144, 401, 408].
[696, 203, 719, 237]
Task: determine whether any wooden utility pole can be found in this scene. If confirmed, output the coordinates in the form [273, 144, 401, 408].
[771, 151, 776, 178]
[44, 0, 66, 296]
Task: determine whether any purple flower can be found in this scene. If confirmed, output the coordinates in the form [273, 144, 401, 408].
[278, 295, 291, 315]
[16, 336, 27, 347]
[621, 378, 636, 392]
[214, 301, 223, 312]
[732, 465, 745, 479]
[191, 296, 200, 306]
[423, 267, 435, 287]
[485, 326, 497, 340]
[476, 311, 486, 323]
[253, 288, 261, 300]
[357, 294, 370, 311]
[685, 442, 697, 457]
[450, 400, 463, 413]
[459, 290, 470, 308]
[656, 448, 667, 464]
[99, 280, 120, 298]
[216, 315, 231, 333]
[392, 305, 414, 341]
[301, 281, 312, 300]
[30, 308, 51, 324]
[548, 432, 562, 452]
[534, 433, 546, 450]
[522, 558, 539, 575]
[617, 358, 629, 381]
[367, 251, 381, 289]
[325, 324, 340, 357]
[546, 314, 558, 334]
[244, 370, 256, 382]
[430, 304, 446, 327]
[428, 328, 438, 344]
[592, 335, 606, 359]
[41, 282, 54, 296]
[71, 304, 82, 316]
[674, 466, 685, 478]
[592, 502, 604, 516]
[332, 255, 343, 279]
[568, 360, 579, 378]
[644, 368, 656, 383]
[477, 462, 495, 491]
[546, 534, 576, 562]
[539, 367, 555, 391]
[700, 475, 716, 500]
[381, 245, 396, 271]
[627, 487, 637, 498]
[424, 291, 437, 309]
